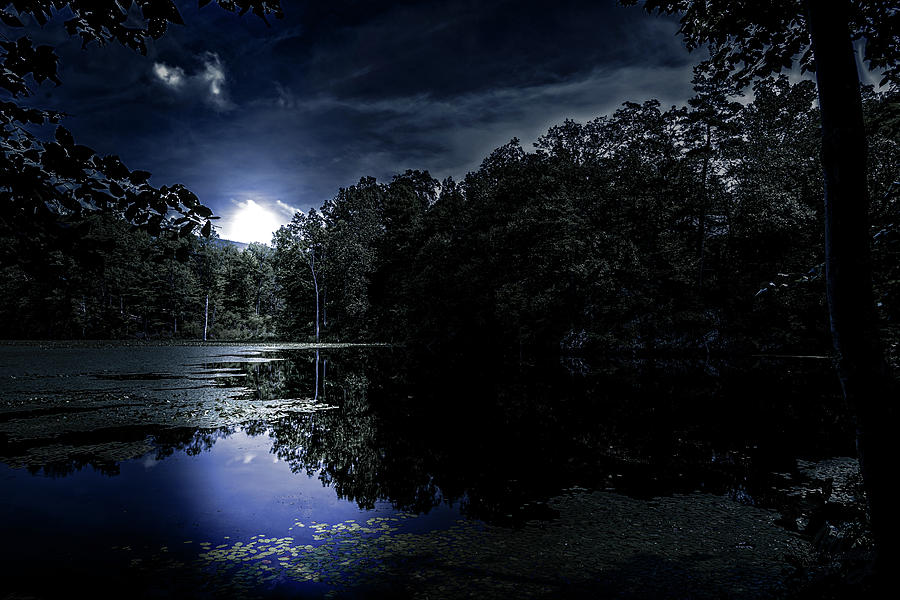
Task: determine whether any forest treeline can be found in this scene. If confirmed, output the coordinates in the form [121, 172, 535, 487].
[2, 73, 898, 358]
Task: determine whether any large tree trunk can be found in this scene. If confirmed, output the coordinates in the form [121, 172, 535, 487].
[806, 0, 898, 572]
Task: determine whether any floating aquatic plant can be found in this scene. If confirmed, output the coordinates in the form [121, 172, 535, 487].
[119, 490, 809, 599]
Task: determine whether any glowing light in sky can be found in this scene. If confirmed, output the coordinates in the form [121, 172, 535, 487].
[218, 198, 291, 245]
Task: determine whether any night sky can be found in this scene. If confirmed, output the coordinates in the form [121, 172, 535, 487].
[26, 1, 697, 243]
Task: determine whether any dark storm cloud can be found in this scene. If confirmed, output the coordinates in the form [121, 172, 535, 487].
[271, 0, 688, 99]
[19, 0, 698, 223]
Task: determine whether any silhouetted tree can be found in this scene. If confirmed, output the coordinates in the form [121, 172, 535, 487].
[623, 0, 900, 572]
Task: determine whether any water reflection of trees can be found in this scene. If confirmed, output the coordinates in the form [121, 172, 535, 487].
[227, 350, 327, 402]
[15, 425, 238, 478]
[261, 350, 853, 523]
[152, 426, 238, 459]
[269, 371, 446, 513]
[9, 347, 854, 524]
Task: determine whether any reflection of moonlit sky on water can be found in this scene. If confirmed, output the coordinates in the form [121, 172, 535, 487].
[1, 428, 407, 549]
[0, 425, 462, 597]
[182, 430, 399, 541]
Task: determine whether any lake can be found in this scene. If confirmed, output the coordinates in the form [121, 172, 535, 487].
[0, 343, 860, 598]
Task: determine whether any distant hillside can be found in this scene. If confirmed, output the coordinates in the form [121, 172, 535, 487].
[211, 238, 250, 251]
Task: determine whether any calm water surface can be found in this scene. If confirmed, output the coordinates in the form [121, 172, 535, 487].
[0, 343, 857, 598]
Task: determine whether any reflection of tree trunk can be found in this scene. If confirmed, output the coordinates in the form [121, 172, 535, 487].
[314, 349, 320, 401]
[806, 0, 898, 573]
[203, 294, 209, 342]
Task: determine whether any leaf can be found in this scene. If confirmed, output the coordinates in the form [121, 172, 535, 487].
[194, 204, 214, 218]
[101, 156, 130, 179]
[201, 220, 212, 237]
[141, 0, 185, 25]
[148, 18, 167, 39]
[71, 144, 95, 162]
[129, 170, 152, 185]
[176, 187, 200, 207]
[55, 126, 75, 147]
[0, 10, 24, 27]
[124, 204, 139, 221]
[109, 181, 125, 197]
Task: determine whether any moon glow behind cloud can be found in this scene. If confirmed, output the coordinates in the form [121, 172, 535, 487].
[217, 198, 295, 244]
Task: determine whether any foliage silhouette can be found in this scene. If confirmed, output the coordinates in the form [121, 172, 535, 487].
[1, 1, 283, 265]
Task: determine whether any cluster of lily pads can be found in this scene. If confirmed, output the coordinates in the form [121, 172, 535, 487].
[113, 488, 811, 599]
[188, 512, 473, 592]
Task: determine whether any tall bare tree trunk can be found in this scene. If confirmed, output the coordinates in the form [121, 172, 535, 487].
[806, 0, 898, 572]
[310, 249, 320, 342]
[322, 251, 328, 331]
[203, 294, 209, 342]
[697, 125, 711, 291]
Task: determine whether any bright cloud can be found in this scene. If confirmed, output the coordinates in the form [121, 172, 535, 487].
[218, 198, 292, 245]
[275, 199, 301, 218]
[152, 62, 185, 87]
[200, 52, 227, 101]
[151, 52, 233, 111]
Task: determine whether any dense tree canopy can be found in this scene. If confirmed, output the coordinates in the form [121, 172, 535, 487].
[6, 77, 896, 356]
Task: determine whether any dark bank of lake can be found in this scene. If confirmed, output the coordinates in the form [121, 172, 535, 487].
[0, 342, 866, 598]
